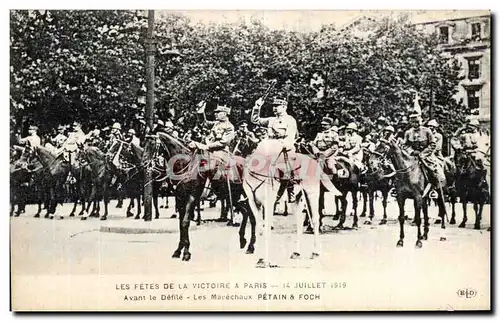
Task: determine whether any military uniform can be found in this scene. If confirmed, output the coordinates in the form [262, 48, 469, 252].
[342, 123, 365, 173]
[19, 126, 41, 149]
[404, 114, 447, 191]
[251, 98, 298, 149]
[204, 119, 235, 152]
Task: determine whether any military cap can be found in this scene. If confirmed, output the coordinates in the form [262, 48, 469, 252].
[214, 105, 231, 114]
[321, 117, 333, 126]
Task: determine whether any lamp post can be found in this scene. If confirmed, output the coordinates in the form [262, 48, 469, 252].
[142, 10, 181, 221]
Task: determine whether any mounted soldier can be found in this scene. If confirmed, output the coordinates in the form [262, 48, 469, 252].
[232, 120, 259, 156]
[340, 122, 366, 174]
[311, 117, 340, 175]
[18, 125, 41, 150]
[402, 112, 447, 198]
[251, 96, 298, 202]
[60, 121, 87, 165]
[190, 101, 235, 171]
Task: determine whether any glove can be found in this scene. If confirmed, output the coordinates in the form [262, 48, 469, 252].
[196, 101, 206, 113]
[254, 97, 264, 108]
[188, 141, 197, 149]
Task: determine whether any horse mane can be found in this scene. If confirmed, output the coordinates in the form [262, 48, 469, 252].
[85, 146, 106, 161]
[157, 132, 190, 157]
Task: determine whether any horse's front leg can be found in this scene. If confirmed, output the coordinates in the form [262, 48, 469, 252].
[100, 185, 109, 220]
[380, 188, 389, 225]
[396, 196, 406, 247]
[459, 194, 468, 228]
[365, 190, 375, 225]
[351, 190, 359, 229]
[335, 192, 348, 229]
[360, 189, 367, 218]
[414, 196, 423, 248]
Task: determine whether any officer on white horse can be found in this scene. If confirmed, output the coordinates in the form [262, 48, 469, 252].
[251, 96, 298, 202]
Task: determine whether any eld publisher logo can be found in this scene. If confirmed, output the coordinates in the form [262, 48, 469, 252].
[457, 288, 477, 299]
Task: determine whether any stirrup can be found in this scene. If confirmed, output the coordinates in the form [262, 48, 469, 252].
[422, 183, 432, 198]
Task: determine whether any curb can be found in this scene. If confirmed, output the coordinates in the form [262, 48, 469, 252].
[99, 222, 196, 234]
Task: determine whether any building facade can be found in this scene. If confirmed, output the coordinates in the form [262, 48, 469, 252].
[412, 12, 491, 130]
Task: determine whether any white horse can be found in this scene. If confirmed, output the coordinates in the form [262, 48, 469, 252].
[242, 139, 341, 267]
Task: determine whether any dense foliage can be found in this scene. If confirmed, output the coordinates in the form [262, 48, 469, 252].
[10, 10, 471, 140]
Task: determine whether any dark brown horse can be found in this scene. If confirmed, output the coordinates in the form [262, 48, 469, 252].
[31, 146, 71, 219]
[383, 138, 449, 248]
[156, 132, 245, 261]
[453, 151, 489, 230]
[79, 146, 113, 220]
[360, 147, 393, 225]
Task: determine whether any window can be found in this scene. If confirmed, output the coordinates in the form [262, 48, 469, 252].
[439, 26, 449, 44]
[471, 22, 482, 40]
[467, 89, 481, 113]
[468, 58, 481, 80]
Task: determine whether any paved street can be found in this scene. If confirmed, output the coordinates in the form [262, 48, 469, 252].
[10, 196, 491, 275]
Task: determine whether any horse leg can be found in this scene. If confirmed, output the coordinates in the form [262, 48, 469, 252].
[473, 201, 482, 230]
[181, 192, 200, 261]
[100, 186, 109, 220]
[239, 202, 249, 249]
[360, 189, 367, 218]
[127, 198, 135, 218]
[450, 190, 457, 225]
[335, 192, 348, 229]
[333, 196, 341, 220]
[422, 195, 430, 240]
[365, 190, 374, 225]
[396, 196, 406, 247]
[459, 195, 468, 228]
[351, 190, 359, 229]
[380, 189, 389, 225]
[414, 196, 423, 248]
[172, 199, 186, 259]
[153, 188, 160, 219]
[196, 202, 202, 226]
[136, 195, 142, 219]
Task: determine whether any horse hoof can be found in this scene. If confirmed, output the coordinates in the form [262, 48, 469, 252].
[69, 213, 75, 217]
[396, 240, 404, 247]
[81, 217, 87, 221]
[434, 219, 441, 224]
[360, 213, 366, 218]
[116, 204, 123, 209]
[126, 212, 134, 218]
[415, 240, 422, 248]
[172, 250, 181, 258]
[450, 218, 456, 225]
[290, 252, 300, 259]
[134, 215, 140, 220]
[422, 234, 428, 241]
[352, 223, 358, 229]
[474, 224, 481, 230]
[49, 215, 54, 220]
[170, 214, 177, 219]
[58, 216, 64, 220]
[332, 215, 340, 221]
[333, 224, 343, 230]
[440, 237, 447, 241]
[182, 253, 191, 261]
[44, 214, 50, 219]
[256, 259, 273, 268]
[160, 206, 164, 208]
[240, 238, 247, 249]
[34, 214, 40, 218]
[310, 252, 320, 259]
[197, 221, 201, 226]
[379, 219, 387, 225]
[155, 215, 159, 220]
[245, 247, 254, 254]
[458, 222, 466, 228]
[100, 216, 107, 221]
[364, 220, 371, 225]
[226, 221, 234, 227]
